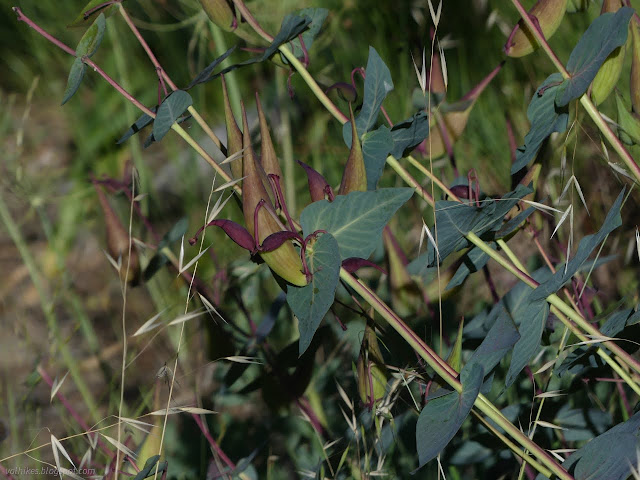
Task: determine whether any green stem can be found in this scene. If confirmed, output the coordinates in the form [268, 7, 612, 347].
[471, 232, 640, 380]
[471, 410, 552, 479]
[509, 0, 640, 184]
[209, 22, 242, 120]
[339, 269, 572, 479]
[0, 191, 100, 423]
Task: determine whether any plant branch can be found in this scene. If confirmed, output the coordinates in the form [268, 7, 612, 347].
[471, 233, 640, 380]
[509, 0, 640, 183]
[117, 4, 225, 154]
[339, 269, 573, 479]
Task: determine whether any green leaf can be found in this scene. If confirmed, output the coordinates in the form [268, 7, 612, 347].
[286, 8, 328, 61]
[68, 0, 119, 28]
[117, 107, 158, 144]
[186, 46, 236, 89]
[504, 297, 549, 388]
[556, 307, 640, 377]
[416, 363, 483, 468]
[61, 57, 87, 105]
[389, 111, 430, 159]
[343, 47, 394, 144]
[424, 184, 531, 267]
[555, 405, 612, 442]
[75, 13, 106, 58]
[361, 125, 393, 190]
[512, 73, 569, 173]
[535, 411, 640, 479]
[286, 233, 341, 355]
[299, 188, 413, 261]
[187, 14, 312, 87]
[446, 244, 495, 290]
[152, 91, 193, 141]
[530, 189, 624, 302]
[133, 455, 167, 479]
[468, 310, 520, 376]
[502, 193, 624, 389]
[555, 8, 634, 107]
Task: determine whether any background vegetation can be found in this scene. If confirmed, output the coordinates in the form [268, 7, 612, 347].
[1, 0, 640, 478]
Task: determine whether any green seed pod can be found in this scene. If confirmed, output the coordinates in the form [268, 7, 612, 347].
[357, 323, 387, 410]
[505, 0, 568, 58]
[221, 75, 243, 179]
[590, 0, 626, 105]
[240, 103, 307, 287]
[615, 92, 640, 145]
[338, 104, 367, 195]
[630, 20, 640, 113]
[198, 0, 235, 32]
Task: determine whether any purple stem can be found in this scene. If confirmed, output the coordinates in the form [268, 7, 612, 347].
[13, 8, 155, 118]
[191, 414, 236, 470]
[13, 7, 76, 56]
[267, 174, 296, 232]
[296, 34, 310, 67]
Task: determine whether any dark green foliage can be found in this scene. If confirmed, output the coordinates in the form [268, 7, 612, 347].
[361, 125, 393, 190]
[187, 14, 312, 87]
[512, 73, 569, 173]
[152, 90, 193, 141]
[286, 8, 328, 61]
[416, 363, 484, 467]
[343, 47, 394, 144]
[133, 456, 167, 479]
[389, 111, 429, 158]
[300, 188, 413, 260]
[62, 58, 86, 106]
[286, 233, 341, 355]
[535, 411, 640, 479]
[555, 8, 634, 107]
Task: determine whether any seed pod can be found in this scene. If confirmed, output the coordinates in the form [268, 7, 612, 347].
[615, 91, 640, 145]
[198, 0, 235, 32]
[240, 103, 307, 286]
[255, 92, 284, 180]
[95, 185, 140, 286]
[424, 62, 503, 158]
[297, 160, 332, 203]
[590, 0, 626, 105]
[357, 323, 387, 410]
[338, 104, 367, 195]
[631, 20, 640, 113]
[504, 0, 568, 58]
[221, 75, 243, 179]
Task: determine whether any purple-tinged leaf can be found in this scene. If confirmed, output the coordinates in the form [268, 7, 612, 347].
[260, 231, 300, 252]
[189, 219, 254, 252]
